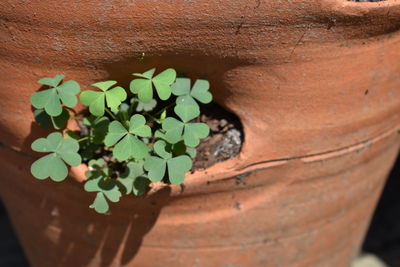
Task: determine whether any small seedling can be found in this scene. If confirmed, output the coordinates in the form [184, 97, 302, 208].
[29, 69, 212, 214]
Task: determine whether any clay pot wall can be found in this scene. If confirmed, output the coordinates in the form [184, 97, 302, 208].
[0, 0, 399, 266]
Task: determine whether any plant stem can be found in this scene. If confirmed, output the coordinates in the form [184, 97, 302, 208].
[77, 136, 89, 142]
[105, 107, 118, 121]
[128, 99, 137, 117]
[154, 102, 175, 117]
[143, 112, 158, 122]
[64, 106, 78, 115]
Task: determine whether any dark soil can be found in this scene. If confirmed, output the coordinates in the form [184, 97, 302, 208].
[192, 103, 243, 170]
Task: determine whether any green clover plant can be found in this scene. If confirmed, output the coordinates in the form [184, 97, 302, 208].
[31, 132, 81, 181]
[80, 81, 127, 116]
[30, 74, 80, 116]
[130, 68, 176, 103]
[29, 68, 212, 214]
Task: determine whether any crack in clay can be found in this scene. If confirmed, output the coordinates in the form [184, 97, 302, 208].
[239, 125, 400, 171]
[288, 26, 310, 59]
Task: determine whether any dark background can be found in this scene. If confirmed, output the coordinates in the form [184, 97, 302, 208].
[1, 155, 399, 267]
[363, 154, 400, 266]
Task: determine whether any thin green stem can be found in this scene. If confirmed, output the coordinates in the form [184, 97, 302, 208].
[64, 106, 78, 115]
[120, 110, 128, 124]
[154, 102, 175, 117]
[143, 112, 159, 123]
[105, 107, 118, 121]
[128, 99, 137, 117]
[77, 136, 89, 143]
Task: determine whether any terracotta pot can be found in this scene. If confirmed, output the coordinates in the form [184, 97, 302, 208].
[0, 0, 400, 266]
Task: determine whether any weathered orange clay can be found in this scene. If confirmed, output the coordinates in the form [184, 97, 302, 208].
[0, 0, 400, 266]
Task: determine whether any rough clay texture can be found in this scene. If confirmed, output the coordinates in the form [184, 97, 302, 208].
[0, 0, 400, 266]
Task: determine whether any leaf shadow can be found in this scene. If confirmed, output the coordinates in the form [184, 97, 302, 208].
[98, 53, 249, 114]
[1, 137, 173, 266]
[36, 179, 172, 267]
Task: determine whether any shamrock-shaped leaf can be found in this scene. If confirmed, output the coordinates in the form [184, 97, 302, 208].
[118, 161, 150, 196]
[83, 116, 110, 144]
[104, 114, 151, 161]
[172, 77, 212, 106]
[84, 161, 122, 214]
[144, 140, 192, 184]
[174, 102, 200, 122]
[80, 80, 127, 116]
[190, 79, 212, 104]
[38, 74, 65, 87]
[90, 192, 109, 214]
[85, 178, 121, 202]
[130, 68, 176, 103]
[162, 117, 209, 147]
[30, 132, 81, 182]
[30, 75, 80, 116]
[34, 108, 70, 130]
[186, 147, 197, 159]
[85, 178, 121, 214]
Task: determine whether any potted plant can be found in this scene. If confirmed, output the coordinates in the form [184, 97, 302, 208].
[29, 69, 216, 214]
[0, 0, 399, 266]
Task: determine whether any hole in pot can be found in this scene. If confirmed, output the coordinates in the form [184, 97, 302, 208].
[192, 102, 244, 171]
[74, 100, 244, 174]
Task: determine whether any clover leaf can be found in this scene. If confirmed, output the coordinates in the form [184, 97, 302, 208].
[30, 74, 80, 116]
[162, 116, 209, 147]
[90, 193, 109, 214]
[80, 80, 127, 116]
[174, 102, 200, 122]
[34, 108, 70, 130]
[31, 132, 81, 182]
[172, 77, 212, 107]
[144, 140, 192, 184]
[104, 114, 151, 161]
[130, 68, 176, 103]
[84, 161, 122, 214]
[118, 161, 150, 196]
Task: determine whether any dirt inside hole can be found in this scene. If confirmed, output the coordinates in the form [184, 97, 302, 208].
[192, 103, 243, 170]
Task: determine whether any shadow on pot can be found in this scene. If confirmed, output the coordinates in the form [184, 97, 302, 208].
[2, 122, 175, 266]
[32, 183, 172, 267]
[98, 53, 251, 111]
